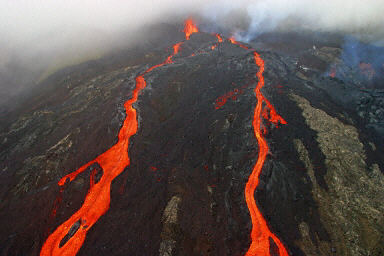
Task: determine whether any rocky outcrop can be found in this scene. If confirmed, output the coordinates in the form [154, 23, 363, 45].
[159, 196, 182, 256]
[292, 94, 384, 256]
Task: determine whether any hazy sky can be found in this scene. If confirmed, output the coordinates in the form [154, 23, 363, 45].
[1, 0, 384, 102]
[2, 0, 384, 54]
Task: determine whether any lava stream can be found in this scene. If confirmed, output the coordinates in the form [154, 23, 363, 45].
[211, 33, 223, 50]
[41, 17, 287, 255]
[229, 38, 289, 256]
[40, 19, 198, 256]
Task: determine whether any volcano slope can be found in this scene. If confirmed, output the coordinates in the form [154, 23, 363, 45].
[0, 26, 384, 256]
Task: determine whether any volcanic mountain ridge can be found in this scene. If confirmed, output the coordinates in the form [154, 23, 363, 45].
[0, 22, 383, 256]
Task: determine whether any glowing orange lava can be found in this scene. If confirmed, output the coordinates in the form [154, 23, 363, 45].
[215, 83, 249, 109]
[183, 18, 199, 40]
[211, 33, 223, 50]
[42, 18, 289, 256]
[40, 21, 194, 256]
[229, 38, 289, 256]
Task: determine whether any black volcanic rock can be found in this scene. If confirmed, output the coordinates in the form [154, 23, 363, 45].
[0, 27, 383, 256]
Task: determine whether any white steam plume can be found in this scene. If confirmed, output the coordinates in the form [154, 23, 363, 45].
[1, 0, 384, 104]
[203, 0, 384, 43]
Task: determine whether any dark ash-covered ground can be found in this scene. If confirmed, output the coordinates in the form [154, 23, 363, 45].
[0, 25, 383, 256]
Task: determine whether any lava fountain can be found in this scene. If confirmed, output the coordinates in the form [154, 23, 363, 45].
[183, 18, 199, 40]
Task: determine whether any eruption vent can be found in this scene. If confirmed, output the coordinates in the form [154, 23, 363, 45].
[183, 18, 199, 40]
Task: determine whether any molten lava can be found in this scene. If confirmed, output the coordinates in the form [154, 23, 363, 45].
[40, 20, 196, 256]
[229, 38, 289, 256]
[183, 18, 199, 40]
[211, 33, 223, 50]
[42, 18, 288, 256]
[215, 82, 249, 109]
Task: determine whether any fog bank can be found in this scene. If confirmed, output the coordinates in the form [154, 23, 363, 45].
[1, 0, 384, 105]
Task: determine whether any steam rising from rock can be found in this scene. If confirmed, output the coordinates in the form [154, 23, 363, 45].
[203, 0, 384, 43]
[1, 0, 384, 104]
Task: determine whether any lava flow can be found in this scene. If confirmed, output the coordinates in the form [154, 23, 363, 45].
[211, 33, 223, 50]
[229, 37, 289, 256]
[40, 19, 198, 256]
[215, 82, 249, 109]
[41, 17, 287, 255]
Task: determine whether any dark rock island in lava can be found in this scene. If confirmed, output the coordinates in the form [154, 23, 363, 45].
[0, 21, 383, 256]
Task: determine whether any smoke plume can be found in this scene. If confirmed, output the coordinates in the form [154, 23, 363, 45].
[1, 0, 384, 105]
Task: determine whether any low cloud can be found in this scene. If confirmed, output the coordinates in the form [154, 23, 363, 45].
[1, 0, 384, 104]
